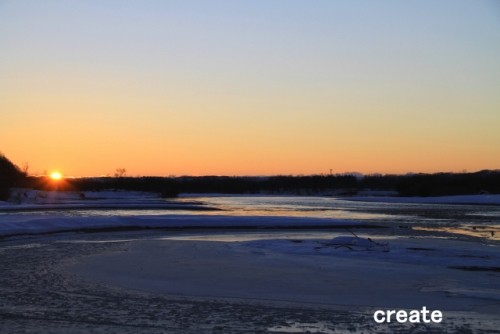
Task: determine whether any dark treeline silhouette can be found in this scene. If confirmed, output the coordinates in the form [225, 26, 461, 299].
[20, 170, 500, 198]
[0, 154, 26, 200]
[396, 171, 500, 196]
[2, 153, 500, 199]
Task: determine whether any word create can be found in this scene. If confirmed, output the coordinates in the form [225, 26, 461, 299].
[374, 307, 442, 323]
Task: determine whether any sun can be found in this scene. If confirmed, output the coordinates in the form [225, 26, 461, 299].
[50, 171, 63, 180]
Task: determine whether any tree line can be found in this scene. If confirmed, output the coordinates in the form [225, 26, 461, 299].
[1, 154, 500, 199]
[20, 171, 500, 198]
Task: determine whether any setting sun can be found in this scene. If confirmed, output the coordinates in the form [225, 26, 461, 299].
[49, 171, 63, 180]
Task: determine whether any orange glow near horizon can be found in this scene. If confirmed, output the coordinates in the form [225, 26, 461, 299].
[50, 171, 63, 180]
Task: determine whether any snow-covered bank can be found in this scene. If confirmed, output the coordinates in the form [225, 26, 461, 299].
[0, 203, 215, 212]
[1, 189, 215, 214]
[346, 194, 500, 205]
[0, 214, 365, 238]
[68, 233, 500, 313]
[8, 189, 164, 204]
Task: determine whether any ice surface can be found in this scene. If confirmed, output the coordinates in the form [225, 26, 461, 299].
[347, 194, 500, 205]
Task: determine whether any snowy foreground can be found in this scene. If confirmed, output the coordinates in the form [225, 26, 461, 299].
[71, 232, 500, 306]
[0, 191, 499, 333]
[0, 230, 498, 333]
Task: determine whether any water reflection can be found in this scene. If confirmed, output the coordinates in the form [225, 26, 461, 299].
[1, 195, 499, 241]
[414, 225, 500, 241]
[186, 196, 400, 220]
[192, 196, 500, 241]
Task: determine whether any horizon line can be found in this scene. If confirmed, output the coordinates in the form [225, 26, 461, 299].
[28, 169, 500, 179]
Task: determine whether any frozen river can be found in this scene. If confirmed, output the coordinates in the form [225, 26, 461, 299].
[2, 194, 498, 240]
[0, 193, 499, 333]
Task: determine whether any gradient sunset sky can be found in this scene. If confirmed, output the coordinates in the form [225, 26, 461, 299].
[1, 1, 499, 176]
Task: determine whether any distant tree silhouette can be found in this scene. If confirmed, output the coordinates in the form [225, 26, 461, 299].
[114, 168, 126, 178]
[21, 162, 29, 175]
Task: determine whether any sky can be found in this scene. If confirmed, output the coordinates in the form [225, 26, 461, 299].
[1, 0, 499, 177]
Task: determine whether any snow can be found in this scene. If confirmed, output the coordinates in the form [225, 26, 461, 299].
[0, 190, 376, 237]
[67, 232, 500, 312]
[1, 190, 499, 332]
[2, 190, 499, 237]
[347, 194, 500, 205]
[0, 213, 363, 237]
[7, 189, 174, 206]
[326, 236, 390, 251]
[237, 234, 500, 270]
